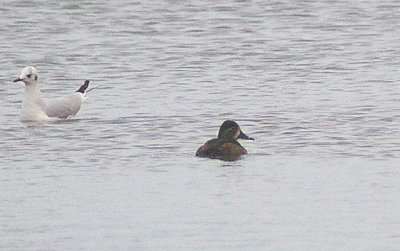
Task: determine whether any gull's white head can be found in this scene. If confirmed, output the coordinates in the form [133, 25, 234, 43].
[14, 66, 38, 85]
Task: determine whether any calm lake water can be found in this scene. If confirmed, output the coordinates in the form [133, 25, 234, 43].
[1, 0, 400, 249]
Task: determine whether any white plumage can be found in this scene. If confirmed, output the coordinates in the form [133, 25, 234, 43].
[14, 66, 89, 121]
[45, 93, 85, 119]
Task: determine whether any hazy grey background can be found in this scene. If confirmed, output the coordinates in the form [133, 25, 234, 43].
[1, 0, 400, 249]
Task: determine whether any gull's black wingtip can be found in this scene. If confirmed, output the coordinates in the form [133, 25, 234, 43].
[76, 80, 90, 93]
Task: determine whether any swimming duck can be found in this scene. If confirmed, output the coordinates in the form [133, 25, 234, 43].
[196, 120, 254, 161]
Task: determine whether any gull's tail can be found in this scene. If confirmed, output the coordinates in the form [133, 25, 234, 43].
[76, 80, 90, 94]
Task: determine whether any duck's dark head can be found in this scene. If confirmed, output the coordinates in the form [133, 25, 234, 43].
[218, 120, 254, 141]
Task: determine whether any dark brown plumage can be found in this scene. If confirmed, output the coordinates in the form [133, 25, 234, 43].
[196, 120, 254, 161]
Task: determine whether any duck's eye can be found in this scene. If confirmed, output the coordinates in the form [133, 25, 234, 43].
[27, 74, 32, 78]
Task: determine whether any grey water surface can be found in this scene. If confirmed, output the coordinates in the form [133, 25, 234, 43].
[1, 0, 400, 249]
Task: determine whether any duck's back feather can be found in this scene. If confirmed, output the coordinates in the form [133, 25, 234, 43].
[196, 138, 247, 161]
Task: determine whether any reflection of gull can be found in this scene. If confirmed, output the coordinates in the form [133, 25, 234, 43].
[14, 66, 90, 121]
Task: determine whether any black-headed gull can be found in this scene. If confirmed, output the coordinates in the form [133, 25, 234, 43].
[14, 66, 90, 121]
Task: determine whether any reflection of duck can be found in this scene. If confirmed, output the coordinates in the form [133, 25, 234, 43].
[196, 120, 254, 161]
[14, 66, 89, 121]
